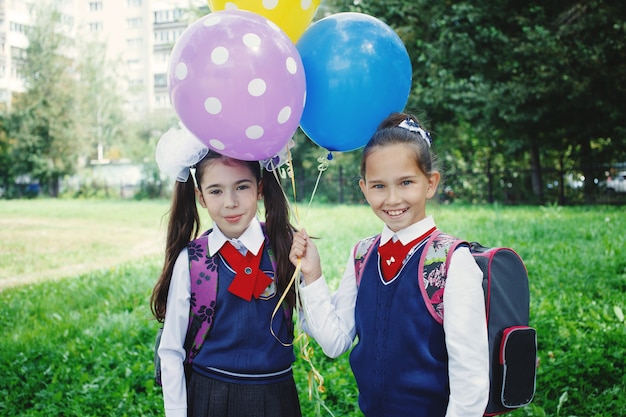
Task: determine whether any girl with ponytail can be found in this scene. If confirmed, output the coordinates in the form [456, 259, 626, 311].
[151, 127, 300, 417]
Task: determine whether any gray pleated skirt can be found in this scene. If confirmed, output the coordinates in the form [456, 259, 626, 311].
[187, 371, 302, 417]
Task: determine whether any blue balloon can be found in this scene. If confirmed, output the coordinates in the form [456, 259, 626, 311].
[297, 12, 412, 152]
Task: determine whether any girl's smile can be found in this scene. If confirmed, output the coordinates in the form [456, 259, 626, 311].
[384, 208, 409, 217]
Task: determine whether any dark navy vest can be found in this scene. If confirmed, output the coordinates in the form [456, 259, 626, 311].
[350, 240, 450, 416]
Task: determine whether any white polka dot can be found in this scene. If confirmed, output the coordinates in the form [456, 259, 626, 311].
[301, 0, 312, 9]
[203, 16, 221, 26]
[248, 79, 266, 97]
[263, 0, 278, 10]
[204, 97, 222, 114]
[210, 139, 225, 150]
[175, 62, 188, 80]
[278, 107, 291, 124]
[246, 125, 264, 139]
[286, 57, 297, 74]
[211, 47, 229, 65]
[243, 33, 261, 48]
[266, 19, 281, 33]
[224, 2, 238, 10]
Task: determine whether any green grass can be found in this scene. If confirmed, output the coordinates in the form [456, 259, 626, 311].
[0, 199, 171, 288]
[1, 200, 625, 416]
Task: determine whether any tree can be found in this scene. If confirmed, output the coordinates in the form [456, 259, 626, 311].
[74, 40, 128, 163]
[0, 115, 12, 195]
[8, 2, 82, 197]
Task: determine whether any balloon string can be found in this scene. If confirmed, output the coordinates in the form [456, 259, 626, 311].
[268, 260, 335, 416]
[285, 148, 302, 228]
[266, 145, 334, 416]
[305, 153, 331, 220]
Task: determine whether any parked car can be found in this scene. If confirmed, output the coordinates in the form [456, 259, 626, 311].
[606, 171, 626, 193]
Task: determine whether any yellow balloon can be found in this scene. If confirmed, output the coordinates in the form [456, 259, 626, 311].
[208, 0, 320, 43]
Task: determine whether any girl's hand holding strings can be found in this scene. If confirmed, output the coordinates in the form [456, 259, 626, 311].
[290, 229, 323, 285]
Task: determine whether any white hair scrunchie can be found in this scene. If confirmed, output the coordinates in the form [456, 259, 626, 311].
[398, 118, 432, 147]
[155, 124, 209, 182]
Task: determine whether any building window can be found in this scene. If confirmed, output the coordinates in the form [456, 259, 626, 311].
[126, 38, 143, 49]
[89, 22, 103, 32]
[127, 0, 142, 7]
[127, 59, 141, 71]
[9, 22, 28, 34]
[89, 1, 103, 11]
[12, 65, 25, 81]
[154, 73, 167, 88]
[11, 46, 27, 61]
[157, 51, 169, 63]
[155, 93, 171, 109]
[129, 78, 144, 88]
[154, 30, 171, 43]
[127, 17, 142, 29]
[155, 9, 183, 24]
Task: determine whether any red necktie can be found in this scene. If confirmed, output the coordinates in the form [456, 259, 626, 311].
[219, 242, 273, 301]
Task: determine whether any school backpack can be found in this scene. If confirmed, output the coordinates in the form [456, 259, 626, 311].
[154, 224, 289, 386]
[353, 229, 537, 416]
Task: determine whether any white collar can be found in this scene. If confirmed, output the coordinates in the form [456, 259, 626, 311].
[379, 215, 436, 246]
[207, 217, 265, 257]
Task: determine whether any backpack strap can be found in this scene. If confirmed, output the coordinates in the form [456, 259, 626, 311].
[184, 223, 285, 364]
[419, 230, 466, 324]
[353, 234, 381, 286]
[185, 229, 217, 364]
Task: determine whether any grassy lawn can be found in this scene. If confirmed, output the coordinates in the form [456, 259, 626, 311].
[1, 199, 625, 416]
[0, 199, 170, 289]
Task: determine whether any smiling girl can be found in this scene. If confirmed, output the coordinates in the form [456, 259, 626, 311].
[290, 112, 489, 416]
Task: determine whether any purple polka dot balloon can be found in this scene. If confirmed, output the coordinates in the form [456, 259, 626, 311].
[168, 10, 306, 161]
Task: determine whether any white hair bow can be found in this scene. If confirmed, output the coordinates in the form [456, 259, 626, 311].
[155, 123, 208, 182]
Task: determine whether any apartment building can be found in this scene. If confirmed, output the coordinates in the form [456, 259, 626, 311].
[0, 0, 204, 116]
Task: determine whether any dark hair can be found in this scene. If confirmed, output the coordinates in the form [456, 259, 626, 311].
[360, 112, 439, 179]
[150, 152, 297, 323]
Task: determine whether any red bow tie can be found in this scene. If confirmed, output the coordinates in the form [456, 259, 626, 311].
[220, 242, 273, 301]
[377, 227, 437, 281]
[378, 239, 412, 281]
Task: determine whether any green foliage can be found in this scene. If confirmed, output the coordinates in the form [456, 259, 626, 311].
[322, 0, 626, 204]
[1, 203, 625, 416]
[0, 260, 163, 416]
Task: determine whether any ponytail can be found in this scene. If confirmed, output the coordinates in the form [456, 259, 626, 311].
[150, 178, 200, 322]
[261, 169, 297, 310]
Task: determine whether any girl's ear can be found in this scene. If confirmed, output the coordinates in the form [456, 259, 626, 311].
[195, 187, 207, 208]
[358, 178, 367, 195]
[358, 178, 371, 205]
[426, 171, 441, 199]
